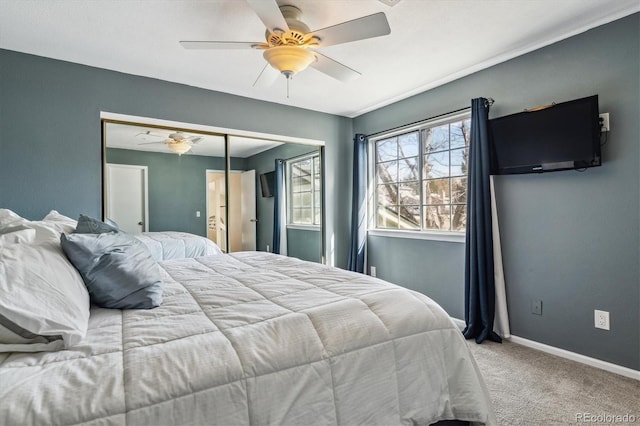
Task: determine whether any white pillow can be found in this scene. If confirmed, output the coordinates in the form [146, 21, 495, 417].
[0, 228, 36, 245]
[0, 209, 61, 244]
[0, 208, 23, 228]
[0, 240, 90, 352]
[42, 210, 77, 234]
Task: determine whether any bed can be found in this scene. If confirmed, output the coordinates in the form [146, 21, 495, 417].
[135, 231, 223, 261]
[38, 210, 224, 261]
[0, 249, 495, 425]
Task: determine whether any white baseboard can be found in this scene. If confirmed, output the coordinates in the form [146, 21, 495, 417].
[450, 318, 640, 381]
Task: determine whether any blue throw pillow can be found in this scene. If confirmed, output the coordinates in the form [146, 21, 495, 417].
[60, 231, 163, 309]
[75, 214, 119, 234]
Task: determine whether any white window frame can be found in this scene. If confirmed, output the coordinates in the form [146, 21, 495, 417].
[286, 152, 321, 229]
[367, 110, 471, 243]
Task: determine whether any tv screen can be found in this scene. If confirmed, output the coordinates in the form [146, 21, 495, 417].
[489, 95, 601, 175]
[259, 171, 275, 198]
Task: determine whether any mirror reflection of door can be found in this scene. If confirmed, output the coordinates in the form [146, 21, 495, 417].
[105, 163, 148, 234]
[102, 117, 324, 262]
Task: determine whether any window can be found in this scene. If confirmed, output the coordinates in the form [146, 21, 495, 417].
[373, 114, 471, 232]
[288, 154, 321, 226]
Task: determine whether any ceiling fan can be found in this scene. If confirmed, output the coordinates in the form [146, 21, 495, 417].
[137, 131, 204, 155]
[179, 0, 391, 90]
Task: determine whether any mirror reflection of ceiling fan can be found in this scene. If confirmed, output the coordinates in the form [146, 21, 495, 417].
[137, 131, 204, 155]
[179, 0, 392, 91]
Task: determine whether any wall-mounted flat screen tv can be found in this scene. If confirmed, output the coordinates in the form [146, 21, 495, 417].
[489, 95, 601, 175]
[259, 171, 275, 198]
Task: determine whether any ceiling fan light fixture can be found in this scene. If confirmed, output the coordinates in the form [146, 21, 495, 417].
[263, 46, 316, 77]
[168, 141, 192, 155]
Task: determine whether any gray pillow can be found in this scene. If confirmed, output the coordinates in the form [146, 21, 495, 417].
[104, 218, 119, 229]
[60, 232, 163, 309]
[75, 214, 119, 234]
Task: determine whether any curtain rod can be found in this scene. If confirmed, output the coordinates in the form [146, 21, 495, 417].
[365, 106, 470, 138]
[365, 98, 494, 139]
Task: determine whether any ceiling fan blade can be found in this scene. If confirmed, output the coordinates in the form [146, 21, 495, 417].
[180, 41, 260, 50]
[253, 63, 280, 88]
[310, 52, 361, 82]
[245, 0, 289, 32]
[187, 136, 204, 144]
[311, 12, 390, 47]
[136, 131, 165, 138]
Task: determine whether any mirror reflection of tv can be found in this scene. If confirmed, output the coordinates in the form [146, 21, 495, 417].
[489, 95, 601, 175]
[259, 171, 275, 198]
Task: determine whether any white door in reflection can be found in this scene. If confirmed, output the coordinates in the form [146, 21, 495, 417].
[106, 163, 148, 234]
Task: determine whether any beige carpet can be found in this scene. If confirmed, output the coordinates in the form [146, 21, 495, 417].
[467, 340, 640, 425]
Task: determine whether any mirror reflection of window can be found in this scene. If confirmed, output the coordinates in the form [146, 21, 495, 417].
[287, 153, 321, 226]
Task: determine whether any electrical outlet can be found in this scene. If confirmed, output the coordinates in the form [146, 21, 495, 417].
[599, 113, 610, 132]
[266, 244, 270, 253]
[531, 299, 542, 315]
[196, 211, 201, 218]
[594, 310, 610, 330]
[370, 266, 377, 277]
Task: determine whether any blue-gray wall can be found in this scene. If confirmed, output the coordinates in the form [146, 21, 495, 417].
[287, 228, 321, 263]
[0, 49, 353, 267]
[355, 14, 640, 370]
[106, 148, 245, 236]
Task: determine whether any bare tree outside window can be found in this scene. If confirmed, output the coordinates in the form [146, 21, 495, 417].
[374, 116, 470, 232]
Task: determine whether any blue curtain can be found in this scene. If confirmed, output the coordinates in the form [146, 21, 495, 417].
[464, 98, 502, 344]
[272, 159, 285, 254]
[347, 134, 368, 272]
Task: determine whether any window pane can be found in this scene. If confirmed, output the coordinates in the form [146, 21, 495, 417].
[451, 205, 467, 231]
[314, 208, 321, 225]
[398, 182, 420, 205]
[425, 124, 449, 152]
[299, 159, 311, 173]
[399, 205, 420, 230]
[314, 190, 321, 208]
[377, 161, 398, 183]
[450, 119, 471, 149]
[377, 183, 397, 206]
[301, 192, 311, 207]
[295, 208, 312, 224]
[398, 157, 418, 181]
[451, 177, 467, 204]
[298, 177, 311, 192]
[372, 115, 470, 233]
[292, 176, 304, 192]
[377, 138, 397, 162]
[293, 208, 301, 223]
[398, 132, 419, 157]
[450, 148, 468, 176]
[292, 192, 301, 206]
[424, 151, 449, 179]
[423, 178, 450, 205]
[377, 205, 398, 229]
[423, 205, 451, 231]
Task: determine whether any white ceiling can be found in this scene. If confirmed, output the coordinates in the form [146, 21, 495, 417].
[1, 0, 638, 118]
